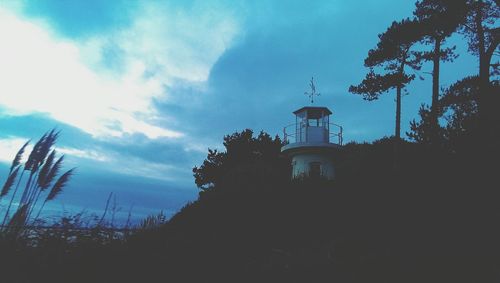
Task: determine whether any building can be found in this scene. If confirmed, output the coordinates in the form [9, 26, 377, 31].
[281, 106, 343, 180]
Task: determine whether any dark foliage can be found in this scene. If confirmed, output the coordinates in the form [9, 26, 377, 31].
[408, 76, 499, 151]
[192, 129, 290, 191]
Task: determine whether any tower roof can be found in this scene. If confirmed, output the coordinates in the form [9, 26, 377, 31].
[293, 106, 332, 117]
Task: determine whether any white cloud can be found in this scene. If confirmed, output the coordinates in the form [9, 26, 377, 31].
[0, 3, 240, 140]
[0, 134, 184, 181]
[0, 136, 109, 165]
[0, 137, 31, 164]
[110, 157, 187, 182]
[57, 147, 110, 163]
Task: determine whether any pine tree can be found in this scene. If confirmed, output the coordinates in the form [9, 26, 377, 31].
[460, 0, 499, 125]
[349, 19, 424, 140]
[413, 0, 468, 143]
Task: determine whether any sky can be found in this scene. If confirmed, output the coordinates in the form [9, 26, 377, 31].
[0, 0, 478, 224]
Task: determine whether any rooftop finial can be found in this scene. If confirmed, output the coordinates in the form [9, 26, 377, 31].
[304, 77, 320, 104]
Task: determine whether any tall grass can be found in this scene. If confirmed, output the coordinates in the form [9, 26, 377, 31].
[0, 130, 75, 235]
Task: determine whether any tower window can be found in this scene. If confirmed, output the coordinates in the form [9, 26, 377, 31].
[309, 162, 321, 178]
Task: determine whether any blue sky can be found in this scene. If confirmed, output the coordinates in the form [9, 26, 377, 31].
[0, 0, 478, 224]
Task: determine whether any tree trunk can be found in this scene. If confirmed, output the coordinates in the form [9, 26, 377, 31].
[431, 38, 442, 143]
[395, 85, 402, 140]
[394, 85, 402, 171]
[484, 36, 499, 122]
[473, 0, 499, 158]
[475, 0, 489, 121]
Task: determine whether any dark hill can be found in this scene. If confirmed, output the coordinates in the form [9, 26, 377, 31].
[2, 130, 498, 283]
[119, 132, 500, 283]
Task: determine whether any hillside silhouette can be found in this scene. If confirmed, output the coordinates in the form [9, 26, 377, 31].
[123, 130, 498, 283]
[0, 125, 498, 283]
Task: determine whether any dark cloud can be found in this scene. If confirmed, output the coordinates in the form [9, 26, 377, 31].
[156, 0, 476, 144]
[0, 112, 96, 146]
[154, 1, 416, 143]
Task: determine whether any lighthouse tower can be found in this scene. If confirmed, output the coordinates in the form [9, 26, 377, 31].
[281, 79, 343, 180]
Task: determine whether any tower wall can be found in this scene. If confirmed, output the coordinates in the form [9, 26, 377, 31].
[290, 151, 335, 180]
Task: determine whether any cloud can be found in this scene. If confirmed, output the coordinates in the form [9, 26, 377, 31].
[57, 147, 110, 162]
[0, 113, 209, 183]
[110, 157, 189, 182]
[0, 134, 185, 182]
[0, 3, 240, 140]
[0, 135, 106, 164]
[0, 137, 31, 164]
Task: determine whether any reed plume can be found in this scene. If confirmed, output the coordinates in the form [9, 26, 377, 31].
[1, 166, 20, 197]
[1, 129, 74, 233]
[24, 130, 58, 172]
[9, 140, 29, 174]
[24, 133, 47, 172]
[37, 149, 56, 189]
[47, 169, 75, 201]
[42, 155, 64, 190]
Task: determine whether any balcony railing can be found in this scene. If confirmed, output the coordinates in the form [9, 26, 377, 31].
[283, 123, 343, 146]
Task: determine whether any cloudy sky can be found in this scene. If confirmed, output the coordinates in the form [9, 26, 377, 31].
[0, 0, 477, 223]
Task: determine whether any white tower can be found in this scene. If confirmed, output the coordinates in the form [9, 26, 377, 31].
[281, 106, 343, 180]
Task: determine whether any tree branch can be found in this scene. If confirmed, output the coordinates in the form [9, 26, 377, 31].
[485, 32, 500, 61]
[462, 23, 475, 33]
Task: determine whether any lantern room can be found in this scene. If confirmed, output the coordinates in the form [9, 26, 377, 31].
[294, 107, 331, 144]
[283, 106, 343, 147]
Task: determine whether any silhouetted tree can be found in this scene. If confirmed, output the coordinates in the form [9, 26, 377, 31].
[407, 104, 437, 145]
[192, 129, 289, 192]
[440, 76, 481, 147]
[407, 76, 500, 151]
[460, 0, 499, 123]
[413, 0, 467, 142]
[349, 19, 424, 140]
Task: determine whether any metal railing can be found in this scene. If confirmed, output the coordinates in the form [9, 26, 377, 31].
[283, 123, 343, 145]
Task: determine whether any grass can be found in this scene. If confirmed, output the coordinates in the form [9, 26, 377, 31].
[0, 130, 75, 235]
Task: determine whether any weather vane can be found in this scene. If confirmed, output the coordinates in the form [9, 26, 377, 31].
[304, 77, 320, 104]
